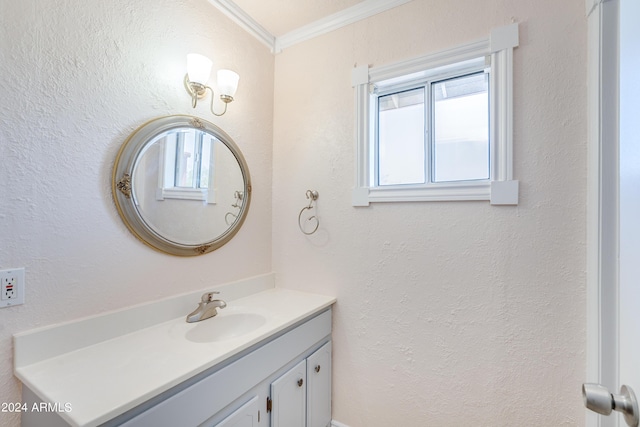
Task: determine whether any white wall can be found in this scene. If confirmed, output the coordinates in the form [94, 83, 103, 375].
[0, 1, 274, 425]
[272, 0, 587, 425]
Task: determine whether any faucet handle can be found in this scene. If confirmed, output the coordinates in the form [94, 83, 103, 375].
[201, 291, 220, 302]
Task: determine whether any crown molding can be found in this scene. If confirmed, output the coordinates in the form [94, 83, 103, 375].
[275, 0, 414, 52]
[207, 0, 277, 52]
[208, 0, 414, 54]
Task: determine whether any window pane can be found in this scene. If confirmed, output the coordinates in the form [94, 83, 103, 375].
[199, 135, 212, 189]
[378, 88, 425, 186]
[175, 130, 197, 188]
[432, 73, 489, 182]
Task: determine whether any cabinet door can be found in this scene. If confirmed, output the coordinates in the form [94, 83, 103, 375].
[212, 395, 260, 427]
[306, 342, 332, 427]
[271, 360, 306, 427]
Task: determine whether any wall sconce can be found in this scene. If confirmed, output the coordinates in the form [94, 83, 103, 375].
[184, 54, 239, 117]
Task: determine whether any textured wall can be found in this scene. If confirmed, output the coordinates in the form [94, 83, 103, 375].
[271, 0, 587, 425]
[0, 0, 588, 425]
[0, 1, 274, 425]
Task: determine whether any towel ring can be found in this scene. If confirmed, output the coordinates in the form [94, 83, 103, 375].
[298, 190, 319, 235]
[224, 212, 237, 225]
[225, 191, 244, 226]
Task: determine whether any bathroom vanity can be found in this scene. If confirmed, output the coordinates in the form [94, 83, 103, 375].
[13, 274, 335, 427]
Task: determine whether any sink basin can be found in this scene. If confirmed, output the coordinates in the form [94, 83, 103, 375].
[184, 312, 267, 343]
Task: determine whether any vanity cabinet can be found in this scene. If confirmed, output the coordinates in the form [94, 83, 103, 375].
[110, 309, 332, 427]
[16, 282, 336, 427]
[269, 342, 331, 427]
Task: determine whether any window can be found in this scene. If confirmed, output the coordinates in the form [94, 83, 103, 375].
[377, 70, 490, 186]
[352, 23, 520, 206]
[157, 129, 217, 203]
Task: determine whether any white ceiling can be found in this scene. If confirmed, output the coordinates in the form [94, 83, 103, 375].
[207, 0, 413, 52]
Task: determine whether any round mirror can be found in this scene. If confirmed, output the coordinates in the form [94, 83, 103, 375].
[112, 115, 251, 256]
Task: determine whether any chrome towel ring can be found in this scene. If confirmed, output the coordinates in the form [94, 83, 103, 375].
[225, 191, 244, 226]
[298, 190, 319, 235]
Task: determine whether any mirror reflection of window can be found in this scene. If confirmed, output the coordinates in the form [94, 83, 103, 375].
[173, 129, 213, 189]
[157, 129, 216, 203]
[174, 130, 195, 188]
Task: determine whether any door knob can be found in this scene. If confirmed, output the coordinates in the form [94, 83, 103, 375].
[582, 383, 639, 427]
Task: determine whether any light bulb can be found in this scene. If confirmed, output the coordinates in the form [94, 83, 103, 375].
[187, 54, 212, 85]
[217, 69, 239, 99]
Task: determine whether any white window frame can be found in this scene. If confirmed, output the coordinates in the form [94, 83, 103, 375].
[155, 130, 217, 204]
[352, 23, 519, 206]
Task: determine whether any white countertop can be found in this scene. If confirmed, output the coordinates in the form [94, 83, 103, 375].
[14, 275, 335, 427]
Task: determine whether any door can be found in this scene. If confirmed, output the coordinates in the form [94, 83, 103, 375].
[306, 342, 332, 427]
[618, 0, 640, 415]
[586, 0, 640, 426]
[271, 360, 307, 427]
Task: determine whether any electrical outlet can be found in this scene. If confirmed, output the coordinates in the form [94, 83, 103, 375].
[2, 277, 15, 299]
[0, 268, 25, 307]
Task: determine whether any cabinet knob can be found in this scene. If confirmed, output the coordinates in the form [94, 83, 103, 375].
[315, 365, 321, 373]
[297, 378, 304, 387]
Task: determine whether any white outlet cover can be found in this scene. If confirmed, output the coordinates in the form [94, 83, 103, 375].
[0, 268, 25, 307]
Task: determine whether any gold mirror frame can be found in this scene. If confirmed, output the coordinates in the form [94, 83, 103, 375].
[112, 115, 251, 256]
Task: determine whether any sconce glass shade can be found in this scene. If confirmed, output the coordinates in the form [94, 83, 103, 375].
[187, 54, 213, 85]
[217, 69, 240, 99]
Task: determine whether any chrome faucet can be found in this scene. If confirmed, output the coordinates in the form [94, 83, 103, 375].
[186, 291, 227, 323]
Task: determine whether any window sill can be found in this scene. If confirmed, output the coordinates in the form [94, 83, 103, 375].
[156, 188, 217, 203]
[352, 180, 518, 206]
